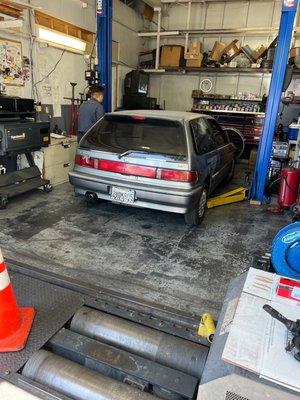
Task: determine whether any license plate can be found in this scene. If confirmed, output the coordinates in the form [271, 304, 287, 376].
[111, 187, 135, 204]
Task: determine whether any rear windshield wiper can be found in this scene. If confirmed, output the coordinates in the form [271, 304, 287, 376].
[118, 150, 149, 159]
[118, 150, 187, 159]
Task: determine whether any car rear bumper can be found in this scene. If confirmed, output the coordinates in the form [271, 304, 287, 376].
[69, 170, 201, 214]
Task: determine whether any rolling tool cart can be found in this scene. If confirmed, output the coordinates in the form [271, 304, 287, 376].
[0, 96, 52, 209]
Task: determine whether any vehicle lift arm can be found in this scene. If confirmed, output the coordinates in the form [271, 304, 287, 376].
[96, 0, 112, 113]
[250, 0, 299, 202]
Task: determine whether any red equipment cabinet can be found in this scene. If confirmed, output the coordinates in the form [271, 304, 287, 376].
[278, 167, 300, 208]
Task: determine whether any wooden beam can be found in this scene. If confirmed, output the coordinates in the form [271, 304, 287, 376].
[0, 1, 22, 11]
[0, 0, 39, 10]
[0, 4, 21, 18]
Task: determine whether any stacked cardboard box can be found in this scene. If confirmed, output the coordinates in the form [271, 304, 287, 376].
[185, 41, 203, 68]
[209, 40, 241, 62]
[160, 45, 184, 68]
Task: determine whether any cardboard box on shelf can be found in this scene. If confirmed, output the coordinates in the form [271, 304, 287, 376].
[251, 45, 268, 61]
[223, 40, 241, 61]
[186, 53, 204, 68]
[160, 45, 184, 68]
[185, 41, 202, 59]
[209, 41, 226, 62]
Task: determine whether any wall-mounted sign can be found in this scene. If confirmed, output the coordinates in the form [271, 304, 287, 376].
[284, 0, 295, 7]
[96, 0, 104, 15]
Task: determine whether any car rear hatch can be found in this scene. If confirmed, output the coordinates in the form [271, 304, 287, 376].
[74, 114, 197, 192]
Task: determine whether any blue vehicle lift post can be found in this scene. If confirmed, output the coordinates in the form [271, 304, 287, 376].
[96, 0, 112, 113]
[250, 0, 299, 202]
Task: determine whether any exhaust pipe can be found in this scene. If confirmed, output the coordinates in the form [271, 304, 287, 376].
[23, 350, 159, 400]
[70, 307, 208, 378]
[85, 192, 98, 204]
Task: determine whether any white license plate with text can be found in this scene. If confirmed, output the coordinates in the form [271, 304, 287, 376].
[111, 187, 135, 204]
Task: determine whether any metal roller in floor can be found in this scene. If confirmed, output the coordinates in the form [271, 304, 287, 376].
[22, 350, 159, 400]
[70, 306, 208, 378]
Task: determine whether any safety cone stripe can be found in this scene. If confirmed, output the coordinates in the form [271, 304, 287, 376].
[0, 262, 5, 273]
[0, 250, 3, 265]
[0, 268, 10, 291]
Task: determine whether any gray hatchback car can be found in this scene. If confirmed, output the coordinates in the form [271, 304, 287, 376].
[69, 110, 236, 225]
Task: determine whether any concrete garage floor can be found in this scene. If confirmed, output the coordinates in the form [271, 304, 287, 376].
[0, 167, 290, 319]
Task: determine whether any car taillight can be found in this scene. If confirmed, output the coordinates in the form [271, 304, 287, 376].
[132, 115, 145, 121]
[75, 155, 197, 183]
[98, 159, 156, 178]
[157, 168, 198, 183]
[75, 155, 95, 168]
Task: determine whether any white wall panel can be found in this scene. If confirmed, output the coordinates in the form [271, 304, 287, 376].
[113, 1, 148, 68]
[164, 3, 206, 31]
[159, 75, 199, 111]
[236, 75, 263, 96]
[205, 3, 224, 29]
[262, 76, 271, 96]
[149, 75, 162, 101]
[247, 1, 275, 28]
[272, 1, 282, 28]
[223, 2, 249, 29]
[215, 75, 238, 95]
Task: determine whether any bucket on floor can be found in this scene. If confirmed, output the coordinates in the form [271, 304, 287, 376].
[288, 123, 300, 141]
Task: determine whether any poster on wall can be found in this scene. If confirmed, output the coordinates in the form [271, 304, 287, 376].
[0, 38, 24, 86]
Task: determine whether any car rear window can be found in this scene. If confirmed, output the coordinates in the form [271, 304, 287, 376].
[80, 115, 187, 158]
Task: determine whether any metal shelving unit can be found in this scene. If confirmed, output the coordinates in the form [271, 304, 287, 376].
[192, 109, 265, 116]
[138, 1, 282, 71]
[143, 67, 273, 76]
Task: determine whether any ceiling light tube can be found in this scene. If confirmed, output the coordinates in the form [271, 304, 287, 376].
[37, 26, 86, 53]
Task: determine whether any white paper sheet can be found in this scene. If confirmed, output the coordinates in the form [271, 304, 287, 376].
[222, 268, 300, 393]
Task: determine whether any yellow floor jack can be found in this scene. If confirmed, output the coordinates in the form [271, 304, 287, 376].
[207, 187, 247, 209]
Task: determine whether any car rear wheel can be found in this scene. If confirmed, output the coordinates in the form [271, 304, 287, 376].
[184, 186, 208, 226]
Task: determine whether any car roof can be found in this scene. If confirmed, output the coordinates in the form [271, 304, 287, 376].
[110, 110, 209, 122]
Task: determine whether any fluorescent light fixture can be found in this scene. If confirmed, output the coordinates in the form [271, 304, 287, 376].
[37, 26, 86, 53]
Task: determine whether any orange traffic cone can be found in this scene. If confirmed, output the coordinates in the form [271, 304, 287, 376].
[0, 248, 35, 352]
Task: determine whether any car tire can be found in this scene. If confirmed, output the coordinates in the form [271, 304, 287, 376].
[184, 186, 208, 226]
[226, 160, 235, 182]
[0, 197, 8, 210]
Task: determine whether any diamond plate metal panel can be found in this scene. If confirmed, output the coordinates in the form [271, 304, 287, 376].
[0, 273, 85, 378]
